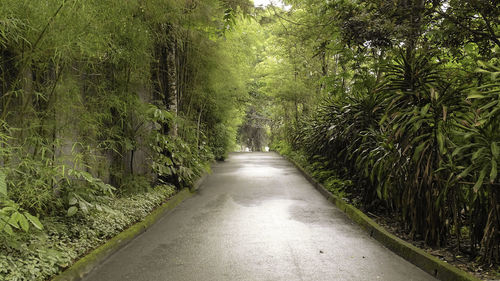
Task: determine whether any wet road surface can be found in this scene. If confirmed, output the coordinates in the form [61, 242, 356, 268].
[83, 152, 438, 281]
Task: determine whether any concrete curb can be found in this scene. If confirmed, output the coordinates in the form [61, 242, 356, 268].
[285, 156, 481, 281]
[52, 170, 211, 281]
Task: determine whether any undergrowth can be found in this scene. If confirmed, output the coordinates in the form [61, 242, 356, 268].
[271, 140, 353, 199]
[0, 185, 175, 281]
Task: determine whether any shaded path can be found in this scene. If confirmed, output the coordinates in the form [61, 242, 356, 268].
[83, 152, 437, 281]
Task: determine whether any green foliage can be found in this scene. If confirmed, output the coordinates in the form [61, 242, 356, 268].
[323, 177, 352, 199]
[0, 199, 43, 236]
[0, 128, 45, 238]
[210, 123, 231, 160]
[451, 58, 500, 261]
[0, 0, 250, 280]
[379, 50, 469, 244]
[264, 0, 500, 265]
[118, 175, 151, 195]
[63, 169, 115, 217]
[270, 140, 292, 156]
[0, 184, 175, 281]
[148, 106, 207, 188]
[0, 172, 43, 239]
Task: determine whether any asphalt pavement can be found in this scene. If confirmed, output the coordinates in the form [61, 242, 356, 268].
[82, 152, 438, 281]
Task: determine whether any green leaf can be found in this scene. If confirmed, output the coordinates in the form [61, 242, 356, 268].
[413, 141, 428, 162]
[8, 212, 20, 229]
[420, 104, 430, 116]
[18, 214, 29, 232]
[79, 201, 89, 213]
[412, 120, 423, 132]
[492, 142, 499, 159]
[472, 148, 486, 161]
[383, 181, 389, 199]
[473, 168, 487, 193]
[69, 196, 78, 205]
[81, 171, 93, 183]
[379, 113, 388, 126]
[437, 131, 445, 155]
[490, 159, 497, 184]
[24, 212, 43, 230]
[467, 94, 486, 99]
[458, 165, 474, 179]
[1, 206, 16, 212]
[480, 100, 499, 111]
[165, 158, 173, 166]
[3, 223, 13, 235]
[464, 43, 475, 53]
[453, 143, 476, 157]
[67, 206, 78, 217]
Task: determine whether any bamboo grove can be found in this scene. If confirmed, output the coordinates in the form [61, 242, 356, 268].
[0, 1, 253, 279]
[260, 0, 500, 265]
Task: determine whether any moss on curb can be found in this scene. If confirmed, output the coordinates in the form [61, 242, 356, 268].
[285, 156, 481, 281]
[51, 188, 194, 281]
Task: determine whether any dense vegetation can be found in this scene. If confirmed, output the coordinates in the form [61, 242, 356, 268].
[254, 0, 500, 269]
[1, 0, 499, 279]
[0, 0, 252, 279]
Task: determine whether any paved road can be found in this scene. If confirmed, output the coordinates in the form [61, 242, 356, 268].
[83, 152, 437, 281]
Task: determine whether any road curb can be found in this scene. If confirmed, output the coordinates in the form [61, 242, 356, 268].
[285, 156, 481, 281]
[51, 170, 211, 281]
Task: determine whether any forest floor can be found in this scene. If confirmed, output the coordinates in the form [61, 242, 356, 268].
[345, 190, 500, 281]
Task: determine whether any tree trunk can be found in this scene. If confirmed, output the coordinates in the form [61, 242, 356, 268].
[480, 186, 500, 264]
[166, 25, 178, 137]
[196, 104, 204, 147]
